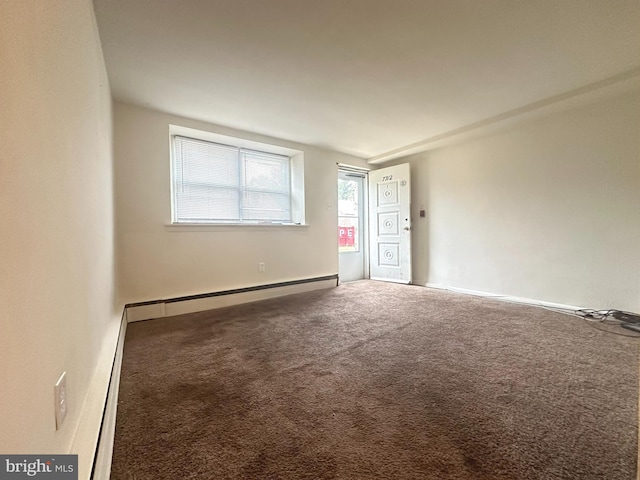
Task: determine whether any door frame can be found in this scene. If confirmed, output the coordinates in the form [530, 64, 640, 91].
[337, 164, 370, 283]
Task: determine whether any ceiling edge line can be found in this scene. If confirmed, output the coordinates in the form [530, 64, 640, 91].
[367, 66, 640, 165]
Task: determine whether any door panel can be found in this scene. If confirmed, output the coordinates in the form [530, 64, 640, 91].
[369, 163, 411, 284]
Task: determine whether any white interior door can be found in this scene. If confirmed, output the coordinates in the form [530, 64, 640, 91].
[338, 170, 366, 282]
[369, 163, 412, 284]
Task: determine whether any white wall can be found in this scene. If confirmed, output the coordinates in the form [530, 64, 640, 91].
[113, 102, 368, 303]
[391, 88, 640, 311]
[0, 0, 120, 477]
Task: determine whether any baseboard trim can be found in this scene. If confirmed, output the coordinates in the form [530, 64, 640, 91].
[90, 313, 127, 480]
[126, 275, 339, 322]
[425, 283, 585, 313]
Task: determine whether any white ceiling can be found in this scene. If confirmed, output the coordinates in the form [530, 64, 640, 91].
[93, 0, 640, 160]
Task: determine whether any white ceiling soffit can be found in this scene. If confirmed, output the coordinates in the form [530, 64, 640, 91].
[94, 0, 640, 161]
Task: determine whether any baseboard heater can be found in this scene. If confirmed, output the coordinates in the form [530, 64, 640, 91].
[125, 274, 339, 322]
[91, 313, 127, 480]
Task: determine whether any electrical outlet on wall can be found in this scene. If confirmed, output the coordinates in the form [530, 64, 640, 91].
[54, 371, 68, 430]
[258, 262, 266, 272]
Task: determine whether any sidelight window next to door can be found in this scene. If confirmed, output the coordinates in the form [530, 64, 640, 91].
[338, 175, 361, 253]
[338, 170, 366, 283]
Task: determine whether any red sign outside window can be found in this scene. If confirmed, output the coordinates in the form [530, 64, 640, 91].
[338, 227, 355, 247]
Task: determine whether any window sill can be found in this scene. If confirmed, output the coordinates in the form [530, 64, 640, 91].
[165, 222, 310, 232]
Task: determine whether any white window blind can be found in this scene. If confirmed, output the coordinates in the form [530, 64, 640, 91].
[172, 135, 292, 223]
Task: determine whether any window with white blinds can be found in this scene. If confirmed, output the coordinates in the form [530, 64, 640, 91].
[172, 135, 292, 224]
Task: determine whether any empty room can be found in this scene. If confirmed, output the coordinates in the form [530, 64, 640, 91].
[1, 0, 640, 479]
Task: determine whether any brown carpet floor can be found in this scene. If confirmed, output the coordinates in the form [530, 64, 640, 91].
[111, 281, 638, 479]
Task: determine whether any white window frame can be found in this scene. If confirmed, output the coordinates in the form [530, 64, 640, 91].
[169, 125, 306, 227]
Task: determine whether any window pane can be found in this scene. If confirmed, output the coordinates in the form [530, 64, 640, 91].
[176, 186, 239, 222]
[180, 137, 238, 188]
[338, 178, 359, 216]
[338, 178, 360, 252]
[242, 190, 291, 221]
[338, 217, 359, 252]
[173, 135, 292, 224]
[242, 150, 289, 193]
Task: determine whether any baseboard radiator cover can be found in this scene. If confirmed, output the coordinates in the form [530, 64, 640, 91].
[90, 314, 127, 480]
[125, 275, 339, 323]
